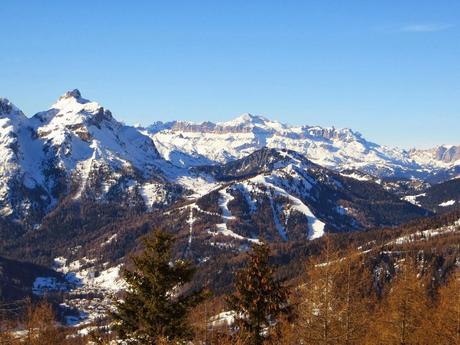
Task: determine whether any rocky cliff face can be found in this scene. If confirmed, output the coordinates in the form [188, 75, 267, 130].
[409, 145, 460, 164]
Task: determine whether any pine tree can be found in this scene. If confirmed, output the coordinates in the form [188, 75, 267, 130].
[112, 230, 203, 344]
[227, 242, 290, 345]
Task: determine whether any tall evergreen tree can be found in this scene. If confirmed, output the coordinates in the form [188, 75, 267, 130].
[112, 230, 203, 344]
[227, 242, 290, 345]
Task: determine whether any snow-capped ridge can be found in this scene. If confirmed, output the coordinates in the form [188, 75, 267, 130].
[145, 111, 460, 181]
[147, 113, 416, 176]
[409, 145, 460, 165]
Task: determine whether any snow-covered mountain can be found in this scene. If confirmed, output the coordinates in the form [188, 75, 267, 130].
[0, 90, 183, 225]
[182, 148, 428, 246]
[144, 113, 460, 181]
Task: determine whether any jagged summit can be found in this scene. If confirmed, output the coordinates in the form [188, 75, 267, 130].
[60, 89, 82, 100]
[62, 89, 81, 98]
[51, 89, 93, 112]
[409, 145, 460, 165]
[0, 97, 25, 118]
[0, 98, 13, 114]
[147, 113, 402, 172]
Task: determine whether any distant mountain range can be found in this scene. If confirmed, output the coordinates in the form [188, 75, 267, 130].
[144, 113, 460, 182]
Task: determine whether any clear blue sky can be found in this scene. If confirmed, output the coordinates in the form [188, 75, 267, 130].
[1, 1, 459, 148]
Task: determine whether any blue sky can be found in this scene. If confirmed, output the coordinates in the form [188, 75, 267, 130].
[1, 1, 459, 148]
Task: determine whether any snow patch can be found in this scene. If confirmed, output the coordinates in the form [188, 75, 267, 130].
[340, 171, 372, 181]
[209, 311, 236, 327]
[439, 200, 456, 207]
[212, 188, 260, 243]
[402, 193, 426, 206]
[140, 182, 168, 210]
[32, 277, 68, 296]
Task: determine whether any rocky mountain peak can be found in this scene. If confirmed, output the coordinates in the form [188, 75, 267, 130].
[0, 98, 25, 118]
[408, 145, 460, 166]
[59, 89, 83, 101]
[51, 89, 92, 112]
[0, 90, 168, 223]
[306, 126, 362, 142]
[435, 145, 460, 163]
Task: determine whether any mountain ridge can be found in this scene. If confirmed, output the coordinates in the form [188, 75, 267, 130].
[144, 113, 459, 181]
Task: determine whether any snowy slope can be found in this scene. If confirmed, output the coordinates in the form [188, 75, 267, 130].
[145, 113, 458, 180]
[176, 148, 428, 247]
[29, 89, 174, 204]
[0, 97, 51, 221]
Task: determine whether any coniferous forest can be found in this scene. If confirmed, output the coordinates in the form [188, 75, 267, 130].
[1, 215, 460, 344]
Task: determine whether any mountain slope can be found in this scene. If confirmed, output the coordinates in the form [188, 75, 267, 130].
[171, 148, 430, 252]
[403, 177, 460, 213]
[1, 93, 457, 228]
[0, 148, 430, 269]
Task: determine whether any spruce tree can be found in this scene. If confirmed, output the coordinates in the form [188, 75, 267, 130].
[227, 242, 290, 345]
[112, 230, 203, 344]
